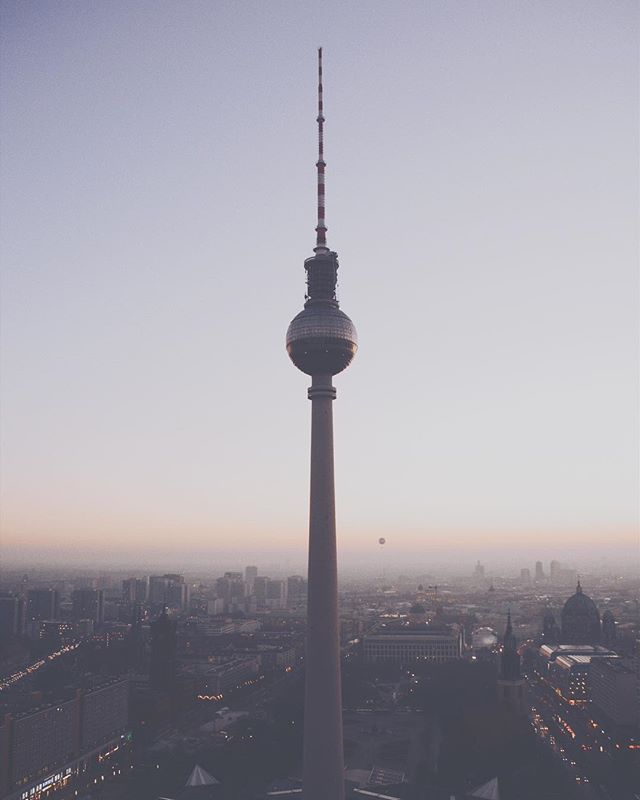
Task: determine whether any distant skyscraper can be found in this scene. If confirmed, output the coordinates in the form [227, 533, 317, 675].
[122, 577, 147, 604]
[72, 589, 105, 624]
[27, 588, 59, 621]
[473, 560, 485, 579]
[285, 49, 357, 800]
[216, 573, 245, 610]
[253, 576, 269, 608]
[266, 579, 287, 609]
[0, 596, 19, 640]
[520, 568, 531, 585]
[535, 560, 545, 581]
[245, 566, 258, 593]
[497, 611, 526, 716]
[286, 575, 307, 606]
[149, 574, 188, 609]
[148, 575, 169, 605]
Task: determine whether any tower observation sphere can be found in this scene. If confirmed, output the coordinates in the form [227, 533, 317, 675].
[286, 280, 357, 376]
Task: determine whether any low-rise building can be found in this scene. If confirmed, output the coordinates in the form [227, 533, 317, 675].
[180, 657, 260, 699]
[537, 644, 620, 704]
[363, 627, 463, 664]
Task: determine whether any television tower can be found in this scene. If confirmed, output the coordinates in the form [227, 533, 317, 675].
[286, 48, 357, 800]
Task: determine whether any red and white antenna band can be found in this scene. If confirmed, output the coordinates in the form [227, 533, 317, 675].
[315, 47, 328, 253]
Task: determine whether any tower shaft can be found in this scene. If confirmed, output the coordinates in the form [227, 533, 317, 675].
[303, 373, 344, 800]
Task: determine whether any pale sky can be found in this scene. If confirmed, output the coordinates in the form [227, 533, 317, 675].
[1, 1, 638, 571]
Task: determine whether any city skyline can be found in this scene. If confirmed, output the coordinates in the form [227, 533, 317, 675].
[1, 1, 638, 567]
[1, 557, 637, 799]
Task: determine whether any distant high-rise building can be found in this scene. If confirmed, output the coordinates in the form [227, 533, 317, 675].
[497, 612, 526, 716]
[520, 568, 531, 585]
[0, 596, 20, 640]
[72, 589, 105, 624]
[166, 581, 188, 610]
[122, 577, 147, 604]
[266, 580, 287, 609]
[148, 575, 168, 605]
[253, 576, 269, 608]
[149, 574, 188, 610]
[286, 575, 307, 605]
[149, 607, 177, 693]
[27, 589, 59, 621]
[216, 573, 245, 609]
[473, 560, 485, 579]
[206, 598, 225, 616]
[535, 561, 545, 581]
[549, 560, 578, 586]
[244, 566, 258, 594]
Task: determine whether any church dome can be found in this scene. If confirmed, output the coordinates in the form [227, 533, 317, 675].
[560, 581, 601, 644]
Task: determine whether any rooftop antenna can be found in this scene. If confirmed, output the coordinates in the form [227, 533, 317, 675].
[314, 47, 328, 253]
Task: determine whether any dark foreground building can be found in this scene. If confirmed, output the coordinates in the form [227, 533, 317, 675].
[0, 678, 130, 800]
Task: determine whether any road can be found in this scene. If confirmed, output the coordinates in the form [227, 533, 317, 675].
[527, 673, 637, 800]
[0, 642, 81, 691]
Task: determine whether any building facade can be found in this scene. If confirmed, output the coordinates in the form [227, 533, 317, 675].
[0, 679, 129, 800]
[363, 629, 463, 664]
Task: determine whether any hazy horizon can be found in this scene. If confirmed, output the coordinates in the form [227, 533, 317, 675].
[1, 1, 638, 567]
[1, 540, 638, 580]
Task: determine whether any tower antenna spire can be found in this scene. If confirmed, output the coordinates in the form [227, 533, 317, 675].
[315, 47, 328, 253]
